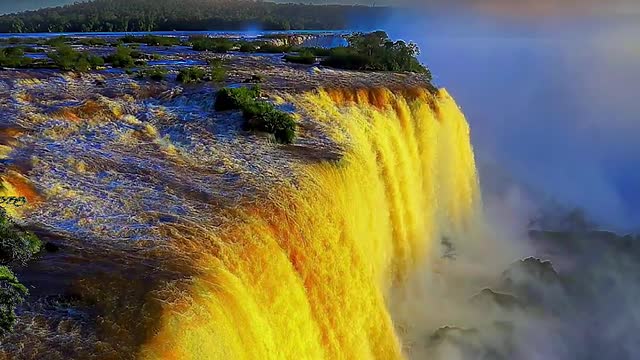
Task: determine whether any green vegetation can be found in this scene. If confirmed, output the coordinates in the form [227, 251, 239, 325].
[177, 67, 207, 84]
[17, 46, 43, 54]
[209, 59, 227, 83]
[120, 35, 180, 47]
[284, 51, 316, 65]
[215, 86, 296, 144]
[1, 38, 36, 45]
[47, 44, 105, 72]
[191, 37, 234, 53]
[236, 41, 294, 54]
[243, 102, 297, 144]
[104, 45, 136, 68]
[0, 0, 386, 33]
[0, 210, 41, 265]
[238, 41, 260, 53]
[295, 47, 333, 57]
[321, 31, 431, 76]
[176, 59, 227, 84]
[136, 67, 169, 81]
[77, 37, 110, 47]
[0, 47, 34, 68]
[0, 266, 28, 336]
[44, 36, 69, 47]
[258, 43, 292, 54]
[0, 208, 41, 335]
[214, 86, 261, 111]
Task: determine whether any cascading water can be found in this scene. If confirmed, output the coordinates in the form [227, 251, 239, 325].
[139, 87, 482, 359]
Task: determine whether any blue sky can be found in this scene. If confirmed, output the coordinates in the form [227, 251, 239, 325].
[0, 0, 75, 15]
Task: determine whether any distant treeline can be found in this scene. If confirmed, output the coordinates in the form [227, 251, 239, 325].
[0, 0, 389, 33]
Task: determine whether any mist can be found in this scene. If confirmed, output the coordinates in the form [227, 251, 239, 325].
[376, 6, 640, 232]
[371, 5, 640, 359]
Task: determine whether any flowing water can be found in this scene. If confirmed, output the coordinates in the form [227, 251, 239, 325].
[1, 23, 637, 358]
[138, 88, 482, 359]
[0, 48, 482, 357]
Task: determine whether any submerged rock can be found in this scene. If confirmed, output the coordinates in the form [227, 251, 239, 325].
[499, 257, 566, 310]
[427, 323, 515, 360]
[470, 288, 525, 311]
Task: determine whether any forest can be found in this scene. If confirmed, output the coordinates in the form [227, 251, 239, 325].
[0, 0, 389, 33]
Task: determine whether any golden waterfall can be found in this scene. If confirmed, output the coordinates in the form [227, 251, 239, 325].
[140, 87, 481, 359]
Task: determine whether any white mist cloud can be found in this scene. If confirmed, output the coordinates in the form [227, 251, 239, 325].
[381, 6, 640, 360]
[376, 7, 640, 231]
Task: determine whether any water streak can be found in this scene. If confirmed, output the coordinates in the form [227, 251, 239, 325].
[140, 87, 482, 359]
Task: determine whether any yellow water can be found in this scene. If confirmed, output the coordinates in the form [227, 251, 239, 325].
[140, 87, 481, 360]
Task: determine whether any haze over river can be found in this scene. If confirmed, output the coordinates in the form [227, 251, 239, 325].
[384, 11, 640, 231]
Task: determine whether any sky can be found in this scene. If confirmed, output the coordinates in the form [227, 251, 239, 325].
[0, 0, 76, 14]
[380, 6, 640, 231]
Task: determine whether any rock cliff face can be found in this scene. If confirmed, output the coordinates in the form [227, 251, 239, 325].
[261, 33, 346, 48]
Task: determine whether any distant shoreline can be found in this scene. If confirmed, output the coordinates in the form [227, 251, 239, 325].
[0, 0, 389, 34]
[0, 30, 351, 37]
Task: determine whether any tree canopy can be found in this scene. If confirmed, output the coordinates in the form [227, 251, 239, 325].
[322, 31, 431, 75]
[0, 0, 390, 33]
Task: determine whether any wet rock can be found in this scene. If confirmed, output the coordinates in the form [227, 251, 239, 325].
[427, 323, 514, 360]
[499, 257, 566, 310]
[503, 257, 561, 286]
[470, 288, 525, 311]
[429, 326, 479, 345]
[44, 242, 61, 253]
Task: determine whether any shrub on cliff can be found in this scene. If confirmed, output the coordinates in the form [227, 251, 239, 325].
[177, 67, 207, 83]
[77, 37, 110, 47]
[0, 266, 28, 336]
[0, 47, 34, 68]
[177, 60, 226, 84]
[0, 208, 39, 335]
[136, 67, 168, 81]
[191, 37, 234, 53]
[242, 102, 296, 144]
[215, 86, 295, 144]
[0, 208, 41, 265]
[120, 35, 180, 47]
[47, 44, 105, 72]
[214, 86, 261, 111]
[209, 59, 227, 83]
[321, 31, 431, 76]
[238, 41, 259, 53]
[44, 36, 69, 47]
[295, 47, 332, 57]
[104, 45, 136, 68]
[284, 51, 316, 65]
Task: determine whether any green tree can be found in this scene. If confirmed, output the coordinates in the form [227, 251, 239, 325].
[0, 208, 40, 336]
[47, 44, 105, 72]
[0, 0, 387, 33]
[104, 45, 136, 68]
[0, 208, 41, 265]
[0, 266, 28, 336]
[322, 31, 431, 77]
